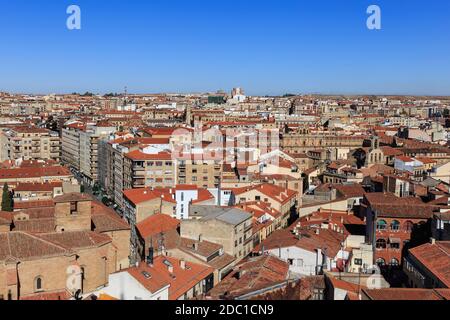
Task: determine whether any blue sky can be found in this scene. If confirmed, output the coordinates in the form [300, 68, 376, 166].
[0, 0, 449, 95]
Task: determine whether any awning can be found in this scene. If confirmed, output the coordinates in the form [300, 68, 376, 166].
[389, 237, 401, 244]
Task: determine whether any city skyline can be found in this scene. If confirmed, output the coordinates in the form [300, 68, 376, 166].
[0, 0, 449, 96]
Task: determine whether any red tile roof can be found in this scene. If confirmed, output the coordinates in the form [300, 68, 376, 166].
[0, 166, 72, 180]
[125, 150, 172, 161]
[409, 241, 450, 288]
[125, 256, 214, 300]
[136, 214, 180, 239]
[363, 288, 450, 300]
[14, 182, 62, 192]
[207, 255, 289, 299]
[123, 188, 176, 205]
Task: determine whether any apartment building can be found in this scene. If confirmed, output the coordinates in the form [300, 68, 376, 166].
[122, 187, 177, 264]
[3, 127, 60, 162]
[230, 184, 298, 229]
[62, 122, 116, 185]
[61, 122, 84, 170]
[79, 126, 116, 185]
[181, 206, 253, 261]
[178, 155, 222, 189]
[123, 150, 175, 190]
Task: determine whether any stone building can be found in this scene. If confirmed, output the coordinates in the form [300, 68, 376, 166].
[0, 192, 130, 300]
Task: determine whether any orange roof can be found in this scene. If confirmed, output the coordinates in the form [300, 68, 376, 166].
[409, 241, 450, 287]
[415, 157, 438, 164]
[125, 150, 172, 161]
[136, 214, 180, 239]
[123, 188, 176, 205]
[230, 183, 297, 205]
[125, 256, 214, 300]
[191, 189, 215, 204]
[14, 182, 62, 192]
[0, 166, 72, 180]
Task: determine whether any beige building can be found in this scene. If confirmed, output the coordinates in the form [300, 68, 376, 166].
[123, 150, 175, 190]
[181, 206, 253, 262]
[177, 156, 222, 189]
[62, 122, 116, 186]
[2, 127, 60, 162]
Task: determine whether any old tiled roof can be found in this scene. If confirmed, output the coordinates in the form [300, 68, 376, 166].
[14, 182, 62, 192]
[363, 288, 450, 300]
[39, 231, 111, 250]
[125, 256, 214, 300]
[0, 232, 68, 261]
[91, 201, 130, 232]
[254, 227, 345, 259]
[179, 238, 221, 258]
[371, 204, 436, 219]
[409, 241, 450, 288]
[53, 193, 93, 203]
[0, 211, 13, 225]
[20, 290, 72, 301]
[14, 200, 55, 210]
[123, 188, 176, 205]
[364, 193, 437, 219]
[136, 214, 180, 239]
[13, 218, 56, 233]
[208, 255, 289, 299]
[0, 166, 72, 179]
[334, 184, 366, 198]
[125, 150, 172, 161]
[231, 184, 297, 205]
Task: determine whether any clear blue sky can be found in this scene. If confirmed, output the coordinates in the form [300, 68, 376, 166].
[0, 0, 449, 96]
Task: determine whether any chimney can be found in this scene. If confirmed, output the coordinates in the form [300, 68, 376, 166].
[193, 242, 199, 251]
[180, 259, 186, 270]
[147, 247, 154, 266]
[315, 228, 320, 235]
[198, 234, 203, 242]
[168, 265, 174, 273]
[430, 238, 436, 245]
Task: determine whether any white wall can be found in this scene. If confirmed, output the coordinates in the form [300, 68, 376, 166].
[175, 189, 198, 219]
[266, 246, 331, 276]
[101, 272, 169, 300]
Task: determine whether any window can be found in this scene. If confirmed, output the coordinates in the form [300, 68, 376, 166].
[70, 201, 78, 215]
[35, 276, 43, 292]
[391, 220, 400, 231]
[181, 192, 184, 202]
[376, 238, 387, 249]
[390, 258, 400, 267]
[376, 258, 386, 267]
[376, 220, 387, 231]
[404, 221, 414, 232]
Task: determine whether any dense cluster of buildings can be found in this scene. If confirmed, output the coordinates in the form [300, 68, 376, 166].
[0, 89, 449, 300]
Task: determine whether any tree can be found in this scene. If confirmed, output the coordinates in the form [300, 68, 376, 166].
[443, 108, 450, 118]
[1, 183, 13, 212]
